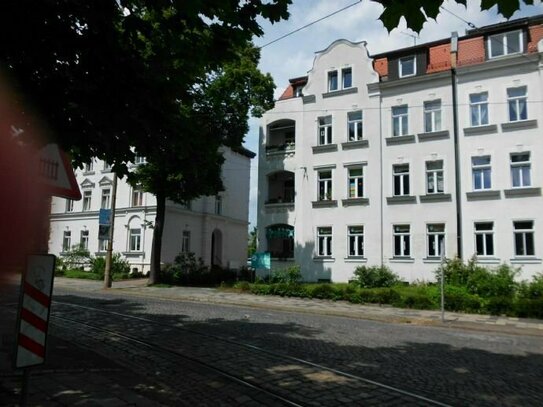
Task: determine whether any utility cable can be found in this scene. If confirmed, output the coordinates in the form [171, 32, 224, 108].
[259, 0, 362, 49]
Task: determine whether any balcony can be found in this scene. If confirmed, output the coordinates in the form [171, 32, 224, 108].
[265, 171, 295, 211]
[266, 119, 295, 158]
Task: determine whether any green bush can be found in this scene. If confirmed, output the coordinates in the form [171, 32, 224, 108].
[90, 253, 130, 279]
[467, 264, 518, 298]
[357, 287, 401, 304]
[436, 257, 473, 286]
[304, 283, 337, 300]
[441, 285, 482, 313]
[62, 245, 92, 270]
[63, 269, 102, 280]
[484, 296, 513, 316]
[518, 274, 543, 299]
[270, 265, 302, 284]
[353, 265, 400, 288]
[233, 281, 251, 292]
[513, 298, 543, 319]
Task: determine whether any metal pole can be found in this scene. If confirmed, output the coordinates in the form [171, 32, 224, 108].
[440, 239, 445, 323]
[104, 173, 118, 288]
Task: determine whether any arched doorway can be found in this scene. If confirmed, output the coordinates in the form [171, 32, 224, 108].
[211, 229, 223, 266]
[266, 224, 294, 260]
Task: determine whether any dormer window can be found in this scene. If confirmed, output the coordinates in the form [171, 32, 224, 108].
[399, 56, 416, 78]
[488, 30, 523, 59]
[293, 85, 303, 97]
[342, 67, 352, 88]
[328, 71, 338, 91]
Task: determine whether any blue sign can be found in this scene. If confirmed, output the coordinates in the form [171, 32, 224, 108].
[99, 209, 111, 225]
[251, 252, 271, 270]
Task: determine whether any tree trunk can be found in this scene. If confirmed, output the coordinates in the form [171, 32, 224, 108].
[149, 190, 166, 285]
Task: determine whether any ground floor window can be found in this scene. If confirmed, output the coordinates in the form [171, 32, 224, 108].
[62, 231, 71, 252]
[427, 224, 445, 258]
[129, 228, 142, 252]
[347, 226, 364, 257]
[181, 230, 191, 253]
[393, 225, 410, 257]
[514, 221, 534, 256]
[317, 227, 332, 257]
[475, 222, 494, 256]
[80, 230, 89, 250]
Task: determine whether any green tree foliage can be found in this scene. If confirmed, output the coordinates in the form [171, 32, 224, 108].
[374, 0, 532, 32]
[248, 226, 258, 257]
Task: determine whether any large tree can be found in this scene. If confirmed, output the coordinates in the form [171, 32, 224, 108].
[374, 0, 534, 32]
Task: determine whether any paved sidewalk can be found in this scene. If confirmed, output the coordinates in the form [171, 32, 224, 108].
[55, 277, 543, 337]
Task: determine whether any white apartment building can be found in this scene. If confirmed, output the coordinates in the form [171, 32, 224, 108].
[257, 16, 543, 282]
[49, 147, 254, 273]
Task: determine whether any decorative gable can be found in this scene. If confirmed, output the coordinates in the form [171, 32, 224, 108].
[80, 178, 95, 189]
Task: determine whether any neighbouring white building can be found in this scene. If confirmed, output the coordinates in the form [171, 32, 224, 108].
[257, 15, 543, 282]
[49, 147, 254, 273]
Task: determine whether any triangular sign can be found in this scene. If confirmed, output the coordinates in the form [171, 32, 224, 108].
[38, 144, 81, 200]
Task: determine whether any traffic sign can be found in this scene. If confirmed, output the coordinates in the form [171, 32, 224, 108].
[14, 255, 56, 369]
[38, 144, 81, 200]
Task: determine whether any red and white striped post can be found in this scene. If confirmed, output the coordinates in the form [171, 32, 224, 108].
[14, 255, 56, 405]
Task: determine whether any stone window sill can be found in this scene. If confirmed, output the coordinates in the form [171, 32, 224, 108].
[389, 257, 415, 263]
[510, 257, 542, 264]
[386, 195, 417, 204]
[385, 134, 415, 146]
[463, 124, 497, 136]
[344, 257, 367, 263]
[312, 144, 338, 153]
[342, 198, 369, 206]
[466, 190, 501, 201]
[313, 257, 335, 263]
[341, 140, 369, 150]
[417, 130, 449, 142]
[501, 119, 538, 131]
[419, 193, 452, 203]
[322, 87, 358, 98]
[474, 257, 500, 264]
[312, 200, 338, 208]
[423, 257, 443, 263]
[503, 187, 541, 198]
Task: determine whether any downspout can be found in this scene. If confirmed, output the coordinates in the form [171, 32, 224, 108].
[379, 90, 384, 267]
[450, 32, 463, 260]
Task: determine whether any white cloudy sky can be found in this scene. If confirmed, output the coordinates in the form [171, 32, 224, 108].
[243, 0, 543, 228]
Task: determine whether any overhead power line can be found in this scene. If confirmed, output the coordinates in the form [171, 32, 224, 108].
[259, 0, 362, 49]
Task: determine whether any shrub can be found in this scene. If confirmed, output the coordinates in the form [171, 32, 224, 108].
[304, 283, 337, 300]
[353, 265, 400, 288]
[441, 285, 482, 313]
[513, 298, 543, 319]
[62, 245, 92, 270]
[357, 288, 401, 304]
[90, 253, 130, 279]
[518, 274, 543, 299]
[234, 281, 251, 292]
[270, 265, 302, 284]
[436, 257, 477, 286]
[484, 296, 513, 316]
[467, 264, 518, 298]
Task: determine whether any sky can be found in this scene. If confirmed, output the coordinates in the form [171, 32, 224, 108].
[243, 0, 543, 229]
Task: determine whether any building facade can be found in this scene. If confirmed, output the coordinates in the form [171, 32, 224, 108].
[257, 16, 543, 282]
[49, 147, 254, 273]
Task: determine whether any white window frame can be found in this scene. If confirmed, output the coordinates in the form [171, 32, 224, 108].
[99, 238, 109, 252]
[82, 190, 92, 211]
[80, 230, 89, 250]
[65, 199, 74, 212]
[427, 224, 445, 258]
[103, 161, 112, 171]
[101, 188, 111, 209]
[129, 228, 142, 252]
[511, 152, 531, 188]
[507, 86, 528, 122]
[475, 222, 494, 257]
[488, 30, 523, 59]
[470, 92, 489, 126]
[215, 195, 222, 215]
[513, 220, 535, 257]
[84, 161, 94, 173]
[318, 116, 333, 145]
[318, 170, 333, 201]
[392, 105, 408, 137]
[132, 187, 144, 207]
[393, 164, 410, 196]
[393, 224, 411, 257]
[426, 160, 444, 194]
[342, 67, 352, 89]
[327, 70, 338, 92]
[181, 230, 191, 253]
[317, 226, 332, 257]
[347, 225, 364, 257]
[424, 100, 442, 132]
[347, 167, 364, 198]
[347, 110, 363, 141]
[62, 230, 71, 252]
[134, 155, 146, 165]
[399, 56, 416, 78]
[472, 156, 492, 191]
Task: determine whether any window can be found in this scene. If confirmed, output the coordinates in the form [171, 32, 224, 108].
[342, 67, 352, 88]
[348, 167, 364, 198]
[318, 170, 333, 200]
[424, 100, 442, 132]
[393, 164, 410, 196]
[293, 85, 303, 97]
[181, 230, 191, 253]
[488, 30, 523, 59]
[470, 92, 489, 126]
[132, 188, 144, 207]
[328, 71, 338, 91]
[84, 161, 94, 173]
[318, 116, 333, 145]
[426, 161, 444, 194]
[215, 195, 222, 215]
[134, 155, 146, 165]
[348, 226, 364, 257]
[129, 228, 141, 251]
[347, 110, 363, 141]
[82, 190, 92, 211]
[427, 224, 445, 258]
[393, 225, 410, 257]
[65, 199, 74, 212]
[475, 222, 494, 256]
[392, 105, 408, 137]
[62, 231, 71, 252]
[514, 221, 534, 256]
[101, 188, 111, 209]
[103, 161, 112, 171]
[399, 56, 416, 77]
[511, 152, 531, 188]
[507, 87, 527, 122]
[99, 238, 109, 252]
[80, 230, 89, 250]
[472, 156, 491, 190]
[317, 227, 332, 257]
